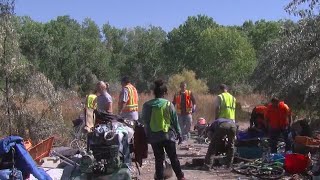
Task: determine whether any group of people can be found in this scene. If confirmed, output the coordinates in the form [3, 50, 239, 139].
[84, 76, 139, 124]
[82, 76, 296, 179]
[84, 77, 195, 180]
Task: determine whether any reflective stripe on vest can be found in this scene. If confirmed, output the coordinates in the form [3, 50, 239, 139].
[218, 92, 236, 120]
[123, 83, 138, 112]
[175, 90, 192, 114]
[87, 94, 97, 109]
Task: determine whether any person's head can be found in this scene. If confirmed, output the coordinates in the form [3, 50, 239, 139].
[96, 81, 107, 94]
[271, 97, 280, 108]
[121, 76, 130, 87]
[219, 84, 228, 93]
[180, 82, 187, 91]
[154, 79, 168, 98]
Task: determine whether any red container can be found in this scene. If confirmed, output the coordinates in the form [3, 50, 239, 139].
[284, 153, 310, 174]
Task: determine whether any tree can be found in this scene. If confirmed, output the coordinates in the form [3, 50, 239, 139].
[252, 17, 320, 115]
[241, 20, 282, 53]
[197, 27, 256, 89]
[168, 69, 208, 94]
[0, 1, 66, 143]
[119, 26, 167, 92]
[285, 0, 320, 17]
[163, 15, 218, 74]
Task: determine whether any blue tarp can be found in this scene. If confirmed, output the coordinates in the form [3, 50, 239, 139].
[237, 130, 265, 141]
[0, 136, 52, 180]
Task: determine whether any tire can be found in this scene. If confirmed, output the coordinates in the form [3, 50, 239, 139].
[250, 166, 285, 179]
[70, 139, 87, 150]
[233, 164, 258, 176]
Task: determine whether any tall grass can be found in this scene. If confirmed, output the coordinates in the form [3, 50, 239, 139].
[62, 92, 266, 124]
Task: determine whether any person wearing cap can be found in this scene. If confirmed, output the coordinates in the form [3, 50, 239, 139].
[172, 82, 196, 142]
[265, 97, 292, 153]
[204, 84, 237, 170]
[118, 76, 139, 122]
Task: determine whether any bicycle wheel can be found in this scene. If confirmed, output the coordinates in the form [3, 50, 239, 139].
[233, 164, 258, 176]
[70, 139, 87, 150]
[250, 166, 285, 179]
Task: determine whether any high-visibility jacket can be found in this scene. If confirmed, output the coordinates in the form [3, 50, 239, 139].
[265, 101, 290, 129]
[252, 105, 267, 129]
[123, 83, 139, 112]
[174, 90, 193, 114]
[150, 101, 171, 133]
[218, 92, 236, 120]
[86, 94, 97, 109]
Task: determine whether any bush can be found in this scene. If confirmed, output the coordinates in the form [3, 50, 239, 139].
[168, 69, 208, 94]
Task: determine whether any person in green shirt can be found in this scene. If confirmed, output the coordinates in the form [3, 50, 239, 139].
[141, 79, 185, 180]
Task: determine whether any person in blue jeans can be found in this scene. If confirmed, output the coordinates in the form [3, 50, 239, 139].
[141, 79, 185, 180]
[172, 82, 196, 142]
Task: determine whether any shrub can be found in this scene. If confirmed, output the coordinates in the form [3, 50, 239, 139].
[168, 69, 208, 94]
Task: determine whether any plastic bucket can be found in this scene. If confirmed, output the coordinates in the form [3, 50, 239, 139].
[284, 153, 310, 174]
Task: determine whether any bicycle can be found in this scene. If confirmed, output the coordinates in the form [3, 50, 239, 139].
[233, 138, 286, 179]
[233, 161, 285, 179]
[69, 117, 87, 150]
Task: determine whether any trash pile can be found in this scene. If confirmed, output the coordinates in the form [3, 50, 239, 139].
[233, 129, 320, 179]
[0, 112, 143, 180]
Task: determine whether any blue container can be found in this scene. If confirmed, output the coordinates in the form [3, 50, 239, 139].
[270, 153, 285, 163]
[237, 146, 264, 159]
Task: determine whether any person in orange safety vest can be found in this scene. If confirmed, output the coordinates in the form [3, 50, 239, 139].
[265, 97, 292, 153]
[249, 105, 267, 133]
[172, 82, 196, 142]
[118, 76, 139, 122]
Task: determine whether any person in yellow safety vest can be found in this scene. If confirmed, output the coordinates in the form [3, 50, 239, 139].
[118, 76, 139, 122]
[172, 82, 196, 143]
[204, 84, 237, 170]
[86, 91, 98, 110]
[84, 90, 98, 132]
[141, 79, 185, 180]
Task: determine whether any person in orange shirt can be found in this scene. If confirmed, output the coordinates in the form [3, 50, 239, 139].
[265, 97, 292, 153]
[249, 105, 267, 133]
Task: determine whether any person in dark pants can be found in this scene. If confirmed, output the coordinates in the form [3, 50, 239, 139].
[141, 79, 185, 180]
[204, 119, 237, 169]
[265, 97, 292, 153]
[204, 84, 237, 170]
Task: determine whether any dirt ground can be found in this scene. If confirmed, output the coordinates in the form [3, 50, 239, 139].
[134, 122, 298, 180]
[136, 134, 248, 180]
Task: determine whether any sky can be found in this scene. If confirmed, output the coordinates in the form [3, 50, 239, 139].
[15, 0, 299, 32]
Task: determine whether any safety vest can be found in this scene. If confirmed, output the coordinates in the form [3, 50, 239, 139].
[174, 90, 193, 114]
[218, 92, 236, 120]
[254, 105, 267, 129]
[150, 101, 171, 133]
[266, 101, 290, 129]
[86, 94, 97, 109]
[123, 83, 139, 112]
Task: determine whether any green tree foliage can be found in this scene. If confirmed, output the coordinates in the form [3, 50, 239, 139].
[163, 15, 218, 74]
[240, 20, 282, 53]
[197, 27, 256, 89]
[168, 69, 208, 94]
[103, 24, 167, 92]
[18, 16, 115, 94]
[252, 17, 320, 114]
[0, 0, 66, 142]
